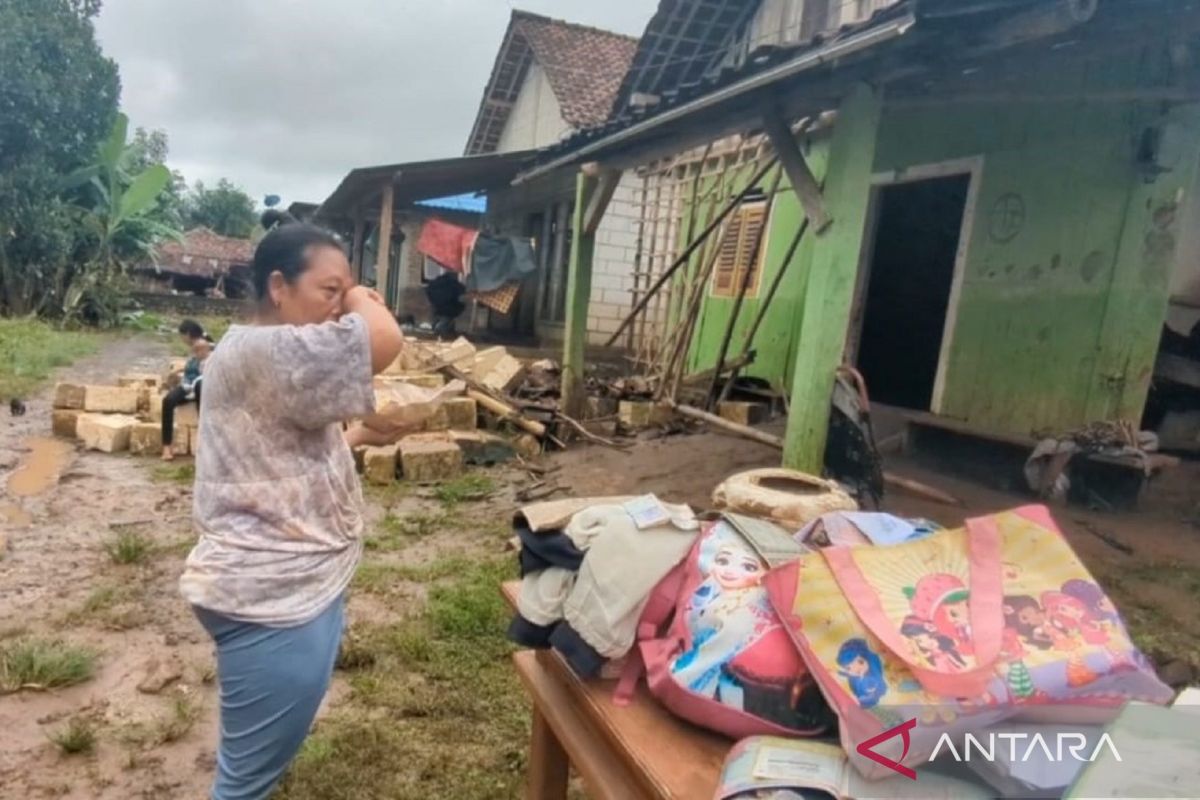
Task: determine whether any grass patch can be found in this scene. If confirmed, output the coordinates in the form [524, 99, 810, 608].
[364, 510, 457, 553]
[48, 716, 98, 756]
[363, 481, 411, 510]
[434, 473, 496, 507]
[64, 583, 147, 631]
[152, 463, 195, 485]
[277, 557, 524, 799]
[104, 528, 153, 565]
[120, 691, 202, 749]
[0, 317, 99, 400]
[1099, 562, 1200, 669]
[0, 637, 97, 693]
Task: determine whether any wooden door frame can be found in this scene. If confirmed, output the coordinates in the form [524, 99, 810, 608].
[845, 155, 983, 414]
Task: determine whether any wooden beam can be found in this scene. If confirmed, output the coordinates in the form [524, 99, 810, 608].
[561, 172, 599, 418]
[783, 84, 882, 473]
[350, 214, 365, 283]
[762, 108, 830, 232]
[375, 181, 395, 291]
[583, 169, 621, 235]
[603, 156, 779, 347]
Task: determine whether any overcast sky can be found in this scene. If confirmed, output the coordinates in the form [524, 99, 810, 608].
[95, 0, 655, 208]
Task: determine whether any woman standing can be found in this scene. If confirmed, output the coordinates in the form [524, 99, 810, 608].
[180, 218, 404, 799]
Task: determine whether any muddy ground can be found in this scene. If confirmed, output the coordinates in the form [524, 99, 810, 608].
[2, 337, 1198, 799]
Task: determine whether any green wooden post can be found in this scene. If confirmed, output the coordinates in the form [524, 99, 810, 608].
[783, 84, 883, 472]
[561, 171, 598, 418]
[1085, 105, 1200, 423]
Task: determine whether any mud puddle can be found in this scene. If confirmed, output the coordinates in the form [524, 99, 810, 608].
[6, 436, 75, 497]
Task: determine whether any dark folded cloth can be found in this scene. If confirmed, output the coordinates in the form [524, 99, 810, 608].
[467, 234, 537, 293]
[507, 614, 556, 649]
[549, 621, 605, 679]
[516, 524, 585, 577]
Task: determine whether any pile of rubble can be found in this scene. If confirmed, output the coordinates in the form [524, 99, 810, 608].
[50, 367, 189, 455]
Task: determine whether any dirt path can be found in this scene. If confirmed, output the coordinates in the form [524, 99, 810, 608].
[0, 338, 523, 799]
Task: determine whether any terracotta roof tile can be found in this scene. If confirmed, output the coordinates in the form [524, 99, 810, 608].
[154, 228, 255, 278]
[514, 15, 639, 129]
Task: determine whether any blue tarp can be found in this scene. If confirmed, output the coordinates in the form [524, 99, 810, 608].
[415, 192, 487, 214]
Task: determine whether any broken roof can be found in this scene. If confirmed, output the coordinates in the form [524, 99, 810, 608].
[464, 10, 639, 155]
[153, 228, 254, 278]
[517, 0, 1191, 181]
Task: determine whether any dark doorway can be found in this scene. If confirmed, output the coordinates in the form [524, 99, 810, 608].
[854, 173, 970, 411]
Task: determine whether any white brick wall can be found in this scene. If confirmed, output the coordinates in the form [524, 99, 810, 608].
[585, 171, 643, 345]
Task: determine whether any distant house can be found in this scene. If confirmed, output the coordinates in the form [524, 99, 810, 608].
[137, 227, 255, 298]
[467, 10, 641, 345]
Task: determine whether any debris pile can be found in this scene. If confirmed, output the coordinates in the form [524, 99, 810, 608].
[50, 369, 185, 455]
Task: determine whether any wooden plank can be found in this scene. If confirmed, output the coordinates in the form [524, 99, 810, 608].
[512, 651, 645, 800]
[562, 172, 599, 418]
[762, 108, 830, 232]
[375, 181, 395, 291]
[584, 169, 621, 236]
[350, 215, 365, 283]
[604, 157, 779, 347]
[783, 85, 882, 472]
[528, 708, 569, 800]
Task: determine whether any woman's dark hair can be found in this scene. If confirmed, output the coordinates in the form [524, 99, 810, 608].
[178, 319, 206, 340]
[252, 211, 344, 300]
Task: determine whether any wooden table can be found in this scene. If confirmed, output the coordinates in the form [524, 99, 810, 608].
[503, 582, 729, 800]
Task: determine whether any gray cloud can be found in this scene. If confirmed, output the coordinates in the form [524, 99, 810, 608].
[95, 0, 654, 207]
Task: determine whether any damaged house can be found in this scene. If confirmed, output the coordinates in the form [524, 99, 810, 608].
[135, 227, 255, 298]
[521, 0, 1200, 490]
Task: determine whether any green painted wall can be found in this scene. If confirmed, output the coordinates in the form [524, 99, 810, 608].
[685, 44, 1200, 437]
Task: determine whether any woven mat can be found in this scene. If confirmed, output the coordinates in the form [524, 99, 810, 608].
[475, 281, 520, 314]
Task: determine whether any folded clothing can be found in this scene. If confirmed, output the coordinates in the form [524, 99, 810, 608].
[507, 500, 699, 677]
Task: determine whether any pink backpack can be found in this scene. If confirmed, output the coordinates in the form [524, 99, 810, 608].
[615, 514, 835, 739]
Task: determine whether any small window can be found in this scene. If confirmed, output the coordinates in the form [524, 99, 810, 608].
[711, 199, 767, 298]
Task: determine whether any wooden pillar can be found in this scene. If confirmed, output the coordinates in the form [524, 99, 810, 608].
[375, 182, 394, 292]
[1084, 104, 1200, 423]
[350, 213, 365, 283]
[561, 171, 600, 418]
[782, 84, 883, 472]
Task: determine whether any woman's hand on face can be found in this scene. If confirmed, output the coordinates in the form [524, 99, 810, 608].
[342, 286, 385, 315]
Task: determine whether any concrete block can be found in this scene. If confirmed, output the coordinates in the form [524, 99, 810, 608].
[173, 403, 199, 429]
[718, 401, 769, 427]
[399, 436, 463, 483]
[422, 405, 450, 432]
[619, 400, 673, 429]
[130, 422, 163, 455]
[118, 373, 161, 389]
[513, 434, 541, 461]
[51, 409, 82, 439]
[472, 347, 526, 394]
[451, 431, 515, 465]
[585, 396, 619, 420]
[188, 426, 201, 457]
[363, 444, 400, 485]
[76, 413, 138, 453]
[83, 385, 140, 414]
[443, 397, 478, 430]
[148, 392, 166, 423]
[53, 383, 87, 410]
[375, 373, 444, 390]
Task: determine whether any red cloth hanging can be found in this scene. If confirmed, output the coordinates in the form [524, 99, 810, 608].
[416, 219, 477, 272]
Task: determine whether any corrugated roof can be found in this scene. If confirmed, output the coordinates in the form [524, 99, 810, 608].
[317, 150, 534, 220]
[464, 10, 639, 155]
[153, 228, 254, 278]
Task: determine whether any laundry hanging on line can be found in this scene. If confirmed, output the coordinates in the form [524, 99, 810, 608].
[416, 219, 478, 272]
[467, 234, 537, 293]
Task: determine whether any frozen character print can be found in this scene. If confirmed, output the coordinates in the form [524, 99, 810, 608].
[669, 525, 774, 710]
[900, 615, 968, 672]
[905, 574, 973, 657]
[836, 638, 887, 709]
[1041, 591, 1101, 687]
[1062, 579, 1133, 670]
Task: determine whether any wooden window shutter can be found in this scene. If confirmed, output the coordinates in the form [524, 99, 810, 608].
[712, 200, 767, 298]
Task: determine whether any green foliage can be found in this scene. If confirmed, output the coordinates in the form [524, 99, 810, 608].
[0, 318, 98, 400]
[0, 0, 119, 317]
[183, 179, 258, 238]
[48, 716, 98, 755]
[104, 527, 153, 565]
[434, 473, 496, 507]
[0, 637, 97, 693]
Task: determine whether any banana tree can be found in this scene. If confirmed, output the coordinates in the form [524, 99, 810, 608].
[59, 113, 178, 322]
